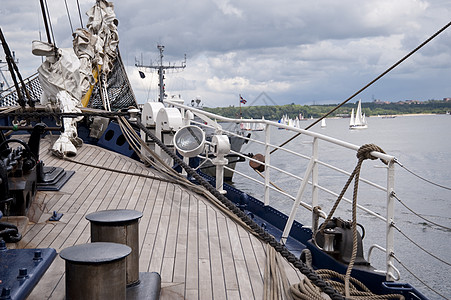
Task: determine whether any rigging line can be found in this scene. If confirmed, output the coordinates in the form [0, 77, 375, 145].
[62, 156, 178, 184]
[391, 254, 449, 300]
[395, 159, 451, 191]
[271, 19, 451, 155]
[64, 0, 74, 34]
[43, 0, 57, 49]
[391, 222, 451, 267]
[76, 0, 84, 28]
[391, 192, 451, 231]
[38, 0, 52, 44]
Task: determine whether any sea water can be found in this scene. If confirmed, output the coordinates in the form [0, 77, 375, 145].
[232, 114, 451, 299]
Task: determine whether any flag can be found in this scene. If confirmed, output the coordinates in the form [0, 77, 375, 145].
[240, 95, 247, 104]
[139, 71, 145, 79]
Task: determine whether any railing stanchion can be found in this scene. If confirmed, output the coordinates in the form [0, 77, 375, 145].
[264, 124, 271, 206]
[281, 156, 315, 244]
[386, 160, 396, 281]
[311, 137, 319, 208]
[311, 137, 319, 230]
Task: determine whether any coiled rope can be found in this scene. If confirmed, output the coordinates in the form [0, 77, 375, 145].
[292, 269, 405, 300]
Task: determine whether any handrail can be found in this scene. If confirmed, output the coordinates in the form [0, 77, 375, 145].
[165, 99, 395, 163]
[165, 99, 397, 280]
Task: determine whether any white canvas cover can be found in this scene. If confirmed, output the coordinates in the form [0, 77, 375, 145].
[32, 0, 119, 157]
[33, 44, 83, 157]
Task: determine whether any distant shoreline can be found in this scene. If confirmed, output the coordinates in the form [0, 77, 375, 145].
[204, 100, 451, 120]
[370, 113, 440, 117]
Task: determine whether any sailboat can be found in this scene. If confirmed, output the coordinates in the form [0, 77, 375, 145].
[321, 118, 326, 128]
[349, 100, 368, 129]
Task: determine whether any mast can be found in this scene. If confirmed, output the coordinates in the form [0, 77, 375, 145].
[135, 45, 186, 102]
[0, 52, 17, 92]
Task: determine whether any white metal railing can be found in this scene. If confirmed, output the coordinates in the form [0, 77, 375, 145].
[165, 99, 398, 281]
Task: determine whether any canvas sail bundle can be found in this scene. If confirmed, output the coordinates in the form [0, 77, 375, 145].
[29, 0, 136, 157]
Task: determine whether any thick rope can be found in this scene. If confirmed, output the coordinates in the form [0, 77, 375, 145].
[319, 144, 387, 297]
[290, 269, 405, 300]
[264, 244, 292, 300]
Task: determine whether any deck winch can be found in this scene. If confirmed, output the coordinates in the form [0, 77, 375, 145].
[314, 217, 369, 266]
[0, 123, 71, 218]
[0, 125, 43, 216]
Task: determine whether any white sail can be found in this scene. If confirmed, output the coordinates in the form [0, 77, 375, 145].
[349, 100, 368, 129]
[321, 118, 326, 128]
[355, 100, 363, 124]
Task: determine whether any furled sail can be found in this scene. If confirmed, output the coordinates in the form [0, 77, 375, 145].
[31, 0, 136, 157]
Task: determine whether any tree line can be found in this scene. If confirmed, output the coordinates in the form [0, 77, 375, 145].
[202, 100, 451, 120]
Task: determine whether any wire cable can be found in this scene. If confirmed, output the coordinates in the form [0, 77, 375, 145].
[64, 0, 74, 34]
[392, 254, 449, 300]
[395, 159, 451, 191]
[391, 192, 451, 231]
[391, 222, 451, 266]
[43, 0, 57, 49]
[76, 0, 84, 28]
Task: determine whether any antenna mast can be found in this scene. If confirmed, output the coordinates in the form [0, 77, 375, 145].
[135, 45, 186, 102]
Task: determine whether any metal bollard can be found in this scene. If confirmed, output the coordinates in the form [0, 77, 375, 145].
[60, 242, 131, 300]
[86, 209, 143, 287]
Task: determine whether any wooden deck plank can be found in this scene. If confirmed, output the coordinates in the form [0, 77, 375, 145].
[208, 207, 227, 300]
[148, 183, 172, 274]
[162, 186, 182, 262]
[217, 216, 239, 292]
[198, 201, 213, 300]
[124, 169, 147, 210]
[198, 201, 209, 260]
[185, 194, 199, 291]
[17, 139, 310, 300]
[138, 180, 159, 272]
[227, 218, 254, 299]
[172, 187, 189, 286]
[239, 231, 264, 299]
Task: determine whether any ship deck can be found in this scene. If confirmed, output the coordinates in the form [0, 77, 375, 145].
[6, 136, 308, 299]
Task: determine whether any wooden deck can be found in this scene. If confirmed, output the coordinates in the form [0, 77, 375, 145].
[8, 137, 306, 299]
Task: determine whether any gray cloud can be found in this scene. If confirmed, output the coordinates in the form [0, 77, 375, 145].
[1, 0, 450, 107]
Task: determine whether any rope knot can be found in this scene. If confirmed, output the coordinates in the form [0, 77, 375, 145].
[357, 144, 387, 164]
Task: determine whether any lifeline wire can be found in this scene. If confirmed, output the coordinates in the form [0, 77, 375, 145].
[392, 254, 449, 300]
[391, 222, 451, 267]
[391, 192, 451, 231]
[395, 159, 451, 191]
[272, 19, 451, 155]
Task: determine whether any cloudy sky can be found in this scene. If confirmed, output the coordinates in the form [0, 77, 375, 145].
[1, 0, 451, 107]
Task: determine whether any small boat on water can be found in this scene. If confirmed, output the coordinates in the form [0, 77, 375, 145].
[349, 100, 368, 129]
[321, 118, 326, 128]
[1, 1, 448, 299]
